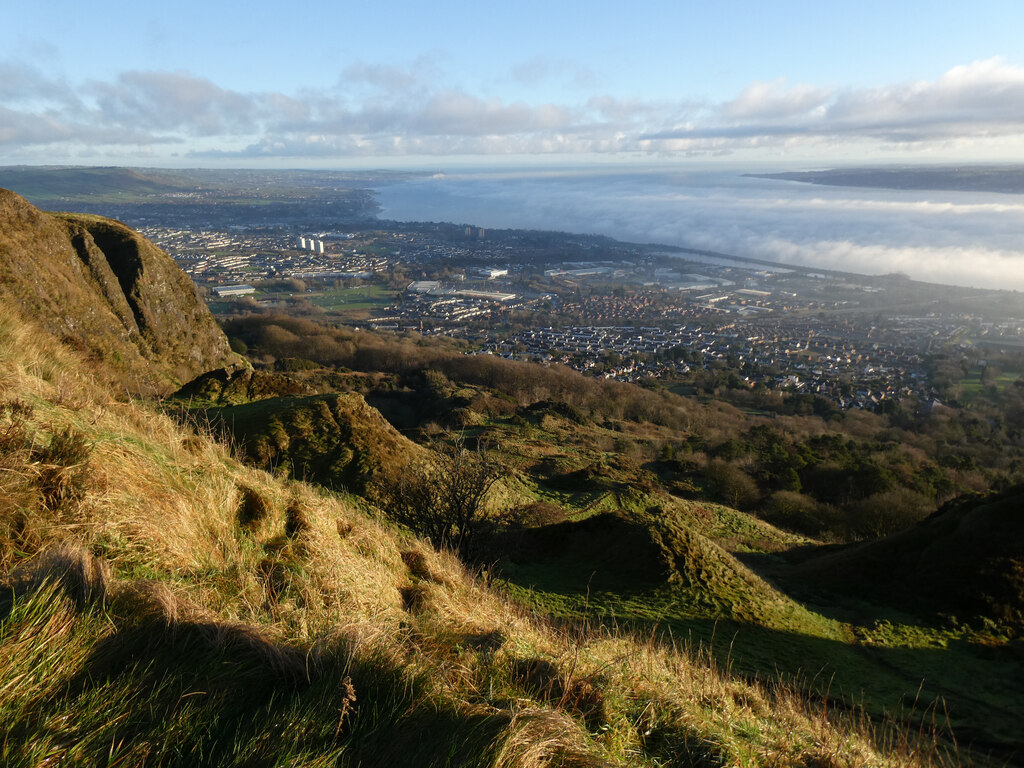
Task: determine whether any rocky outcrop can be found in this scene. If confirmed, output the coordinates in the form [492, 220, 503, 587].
[208, 392, 428, 494]
[0, 188, 235, 395]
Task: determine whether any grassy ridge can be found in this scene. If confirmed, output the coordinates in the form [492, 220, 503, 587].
[0, 301, 953, 766]
[166, 355, 1024, 760]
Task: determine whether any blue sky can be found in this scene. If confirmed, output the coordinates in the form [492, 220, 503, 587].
[4, 0, 1024, 167]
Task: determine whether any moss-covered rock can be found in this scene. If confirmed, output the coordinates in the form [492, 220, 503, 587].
[208, 392, 426, 493]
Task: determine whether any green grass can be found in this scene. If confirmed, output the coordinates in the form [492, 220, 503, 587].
[479, 439, 1024, 760]
[308, 285, 395, 312]
[957, 367, 1020, 403]
[493, 548, 1024, 759]
[0, 582, 530, 768]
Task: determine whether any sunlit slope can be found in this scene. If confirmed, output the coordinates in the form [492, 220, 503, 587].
[0, 188, 234, 395]
[0, 283, 938, 765]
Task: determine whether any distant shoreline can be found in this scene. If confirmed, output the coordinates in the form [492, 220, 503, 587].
[746, 165, 1024, 194]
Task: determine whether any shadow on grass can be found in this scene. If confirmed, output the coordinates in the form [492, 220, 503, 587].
[0, 572, 600, 768]
[50, 619, 524, 768]
[495, 560, 1024, 767]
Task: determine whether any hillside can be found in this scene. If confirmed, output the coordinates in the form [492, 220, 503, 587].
[205, 318, 1024, 758]
[0, 166, 195, 203]
[0, 200, 963, 766]
[786, 487, 1024, 633]
[0, 189, 235, 395]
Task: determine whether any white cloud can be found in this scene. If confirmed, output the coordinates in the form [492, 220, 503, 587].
[88, 71, 261, 136]
[339, 59, 440, 95]
[510, 56, 598, 90]
[2, 57, 1024, 161]
[722, 78, 831, 120]
[648, 57, 1024, 150]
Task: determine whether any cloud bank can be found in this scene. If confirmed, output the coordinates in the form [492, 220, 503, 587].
[376, 170, 1024, 291]
[3, 57, 1024, 162]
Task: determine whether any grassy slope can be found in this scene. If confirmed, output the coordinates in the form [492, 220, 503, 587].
[0, 313, 946, 766]
[165, 353, 1024, 762]
[465, 412, 1024, 761]
[176, 358, 1024, 760]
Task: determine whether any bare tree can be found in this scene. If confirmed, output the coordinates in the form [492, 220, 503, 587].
[373, 434, 504, 561]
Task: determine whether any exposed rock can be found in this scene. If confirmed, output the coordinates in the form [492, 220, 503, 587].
[175, 365, 314, 405]
[0, 188, 235, 395]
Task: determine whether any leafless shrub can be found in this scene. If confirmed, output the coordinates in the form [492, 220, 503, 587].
[372, 433, 504, 561]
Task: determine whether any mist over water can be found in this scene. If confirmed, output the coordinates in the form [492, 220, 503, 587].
[374, 167, 1024, 292]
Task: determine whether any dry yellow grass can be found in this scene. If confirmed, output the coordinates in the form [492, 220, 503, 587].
[0, 309, 960, 768]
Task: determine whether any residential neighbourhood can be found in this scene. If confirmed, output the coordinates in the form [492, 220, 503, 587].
[138, 221, 1024, 415]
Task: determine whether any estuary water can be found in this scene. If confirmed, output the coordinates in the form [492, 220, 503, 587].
[374, 165, 1024, 292]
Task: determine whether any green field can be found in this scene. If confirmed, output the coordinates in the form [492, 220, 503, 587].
[308, 285, 396, 312]
[958, 367, 1020, 403]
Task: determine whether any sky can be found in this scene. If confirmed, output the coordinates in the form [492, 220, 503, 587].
[4, 0, 1024, 168]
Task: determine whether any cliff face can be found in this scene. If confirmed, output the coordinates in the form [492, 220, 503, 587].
[0, 188, 234, 395]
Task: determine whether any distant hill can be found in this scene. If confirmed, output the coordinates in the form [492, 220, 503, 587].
[0, 166, 195, 203]
[0, 188, 235, 395]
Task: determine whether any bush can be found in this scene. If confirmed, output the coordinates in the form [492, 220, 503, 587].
[847, 487, 933, 539]
[761, 491, 826, 536]
[704, 459, 760, 510]
[274, 357, 320, 373]
[371, 435, 504, 561]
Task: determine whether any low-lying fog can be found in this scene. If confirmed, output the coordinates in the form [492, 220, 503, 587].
[375, 167, 1024, 292]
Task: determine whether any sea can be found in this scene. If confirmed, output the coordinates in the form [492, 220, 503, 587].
[373, 165, 1024, 292]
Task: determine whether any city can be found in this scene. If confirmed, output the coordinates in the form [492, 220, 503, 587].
[138, 218, 1024, 415]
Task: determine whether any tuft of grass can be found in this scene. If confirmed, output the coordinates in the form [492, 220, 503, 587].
[285, 497, 312, 538]
[237, 483, 274, 530]
[32, 425, 92, 511]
